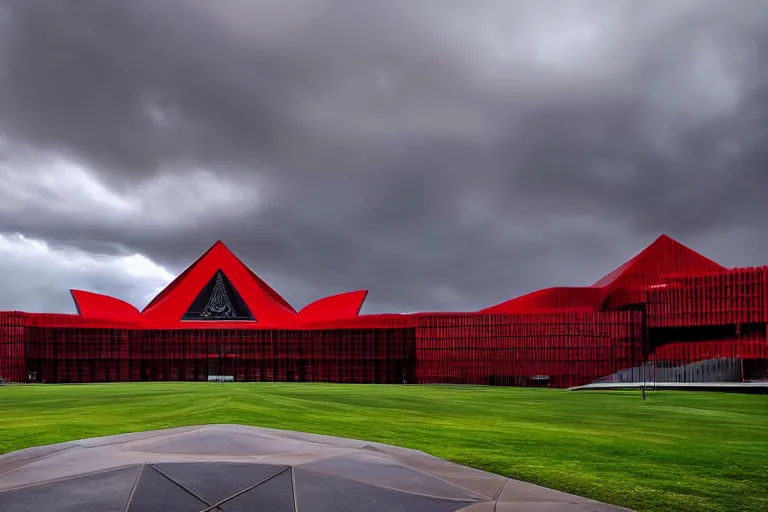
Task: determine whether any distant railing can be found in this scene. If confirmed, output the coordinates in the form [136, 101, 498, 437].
[595, 358, 743, 384]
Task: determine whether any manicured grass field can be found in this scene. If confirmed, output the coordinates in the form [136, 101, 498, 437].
[0, 383, 766, 512]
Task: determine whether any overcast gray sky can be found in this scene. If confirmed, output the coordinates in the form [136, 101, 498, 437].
[0, 0, 767, 315]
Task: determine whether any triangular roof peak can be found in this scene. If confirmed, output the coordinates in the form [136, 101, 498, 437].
[141, 240, 296, 325]
[142, 241, 221, 312]
[591, 233, 724, 288]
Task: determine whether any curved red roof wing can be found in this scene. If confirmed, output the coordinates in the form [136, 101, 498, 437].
[298, 290, 368, 324]
[71, 290, 142, 322]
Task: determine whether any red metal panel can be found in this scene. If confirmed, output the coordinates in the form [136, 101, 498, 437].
[0, 312, 26, 383]
[414, 311, 642, 387]
[647, 266, 767, 328]
[11, 310, 646, 387]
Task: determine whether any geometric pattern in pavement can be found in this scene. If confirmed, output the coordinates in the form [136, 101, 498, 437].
[0, 424, 633, 511]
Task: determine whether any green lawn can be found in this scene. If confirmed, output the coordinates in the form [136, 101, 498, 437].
[0, 383, 766, 512]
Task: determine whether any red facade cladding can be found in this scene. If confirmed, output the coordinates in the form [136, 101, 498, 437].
[2, 235, 768, 386]
[20, 322, 416, 385]
[6, 311, 645, 386]
[650, 330, 768, 363]
[646, 267, 767, 328]
[0, 312, 26, 383]
[415, 312, 642, 388]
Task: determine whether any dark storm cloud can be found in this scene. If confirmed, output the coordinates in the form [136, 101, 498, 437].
[1, 0, 767, 313]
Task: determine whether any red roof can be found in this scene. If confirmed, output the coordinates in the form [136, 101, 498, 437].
[69, 234, 728, 326]
[481, 234, 725, 314]
[71, 241, 368, 327]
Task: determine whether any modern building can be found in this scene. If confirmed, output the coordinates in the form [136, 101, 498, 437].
[1, 235, 766, 386]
